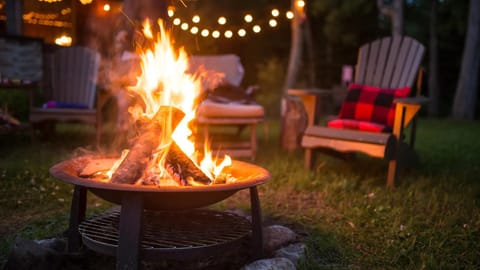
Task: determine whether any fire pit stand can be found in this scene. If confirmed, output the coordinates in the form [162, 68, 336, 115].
[66, 185, 264, 270]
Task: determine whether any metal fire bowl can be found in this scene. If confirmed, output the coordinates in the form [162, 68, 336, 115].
[50, 156, 270, 210]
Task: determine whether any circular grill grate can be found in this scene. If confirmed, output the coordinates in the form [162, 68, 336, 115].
[78, 207, 251, 259]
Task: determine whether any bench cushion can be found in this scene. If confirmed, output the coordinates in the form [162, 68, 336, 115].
[197, 100, 264, 118]
[338, 83, 411, 129]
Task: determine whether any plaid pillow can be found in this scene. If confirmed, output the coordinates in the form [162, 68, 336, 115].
[337, 83, 411, 129]
[328, 119, 388, 132]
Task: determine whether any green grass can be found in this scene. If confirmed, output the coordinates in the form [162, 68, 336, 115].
[1, 118, 480, 269]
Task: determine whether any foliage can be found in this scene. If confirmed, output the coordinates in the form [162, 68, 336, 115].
[3, 118, 479, 268]
[0, 90, 30, 122]
[255, 57, 286, 118]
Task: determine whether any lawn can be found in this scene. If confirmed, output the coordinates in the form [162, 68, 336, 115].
[1, 118, 480, 269]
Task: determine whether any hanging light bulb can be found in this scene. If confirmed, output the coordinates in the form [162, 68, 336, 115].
[224, 30, 233, 38]
[237, 29, 246, 37]
[253, 25, 261, 33]
[103, 4, 110, 12]
[173, 18, 181, 25]
[212, 30, 220, 38]
[286, 11, 294, 19]
[269, 19, 278, 27]
[190, 26, 199, 34]
[181, 22, 189, 31]
[167, 8, 174, 17]
[218, 16, 227, 25]
[244, 14, 253, 23]
[201, 29, 210, 37]
[192, 15, 200, 23]
[271, 9, 280, 17]
[296, 0, 305, 8]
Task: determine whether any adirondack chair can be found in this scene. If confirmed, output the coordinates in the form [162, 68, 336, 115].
[189, 54, 265, 160]
[301, 36, 427, 187]
[29, 46, 103, 147]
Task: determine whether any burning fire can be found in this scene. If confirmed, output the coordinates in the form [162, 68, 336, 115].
[104, 19, 232, 186]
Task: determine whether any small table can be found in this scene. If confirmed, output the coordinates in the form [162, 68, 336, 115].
[287, 88, 332, 126]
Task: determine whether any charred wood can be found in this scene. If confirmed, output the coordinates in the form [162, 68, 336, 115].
[165, 141, 212, 186]
[110, 106, 184, 184]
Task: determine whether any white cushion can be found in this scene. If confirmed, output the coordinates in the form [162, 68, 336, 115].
[197, 100, 264, 118]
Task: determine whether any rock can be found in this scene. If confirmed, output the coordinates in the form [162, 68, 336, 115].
[241, 257, 296, 270]
[274, 242, 306, 265]
[263, 225, 297, 253]
[226, 208, 251, 220]
[4, 237, 64, 270]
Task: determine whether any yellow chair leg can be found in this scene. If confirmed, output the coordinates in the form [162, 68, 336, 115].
[387, 159, 397, 187]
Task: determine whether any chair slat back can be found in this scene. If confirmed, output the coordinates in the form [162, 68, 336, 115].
[354, 36, 425, 90]
[49, 46, 100, 109]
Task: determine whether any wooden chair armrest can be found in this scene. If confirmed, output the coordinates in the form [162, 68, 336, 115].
[287, 88, 332, 126]
[392, 96, 427, 138]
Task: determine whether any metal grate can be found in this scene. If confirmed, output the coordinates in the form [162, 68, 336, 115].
[78, 207, 251, 259]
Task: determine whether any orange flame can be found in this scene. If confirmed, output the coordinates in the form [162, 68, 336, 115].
[123, 19, 231, 184]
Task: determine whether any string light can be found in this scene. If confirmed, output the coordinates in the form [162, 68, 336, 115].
[296, 0, 305, 8]
[171, 6, 296, 39]
[167, 8, 175, 17]
[103, 4, 110, 12]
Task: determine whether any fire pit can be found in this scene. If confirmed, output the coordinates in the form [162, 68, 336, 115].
[51, 156, 269, 210]
[48, 19, 271, 269]
[50, 156, 270, 269]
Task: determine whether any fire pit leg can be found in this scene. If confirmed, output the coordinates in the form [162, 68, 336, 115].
[116, 193, 144, 270]
[67, 185, 87, 253]
[249, 186, 264, 259]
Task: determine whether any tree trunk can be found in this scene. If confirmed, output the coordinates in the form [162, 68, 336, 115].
[283, 0, 304, 93]
[280, 97, 308, 151]
[428, 0, 440, 116]
[281, 0, 307, 150]
[304, 17, 316, 87]
[377, 0, 403, 37]
[451, 0, 480, 120]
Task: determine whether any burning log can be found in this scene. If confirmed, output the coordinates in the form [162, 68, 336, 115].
[110, 105, 212, 186]
[110, 106, 184, 184]
[165, 142, 212, 186]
